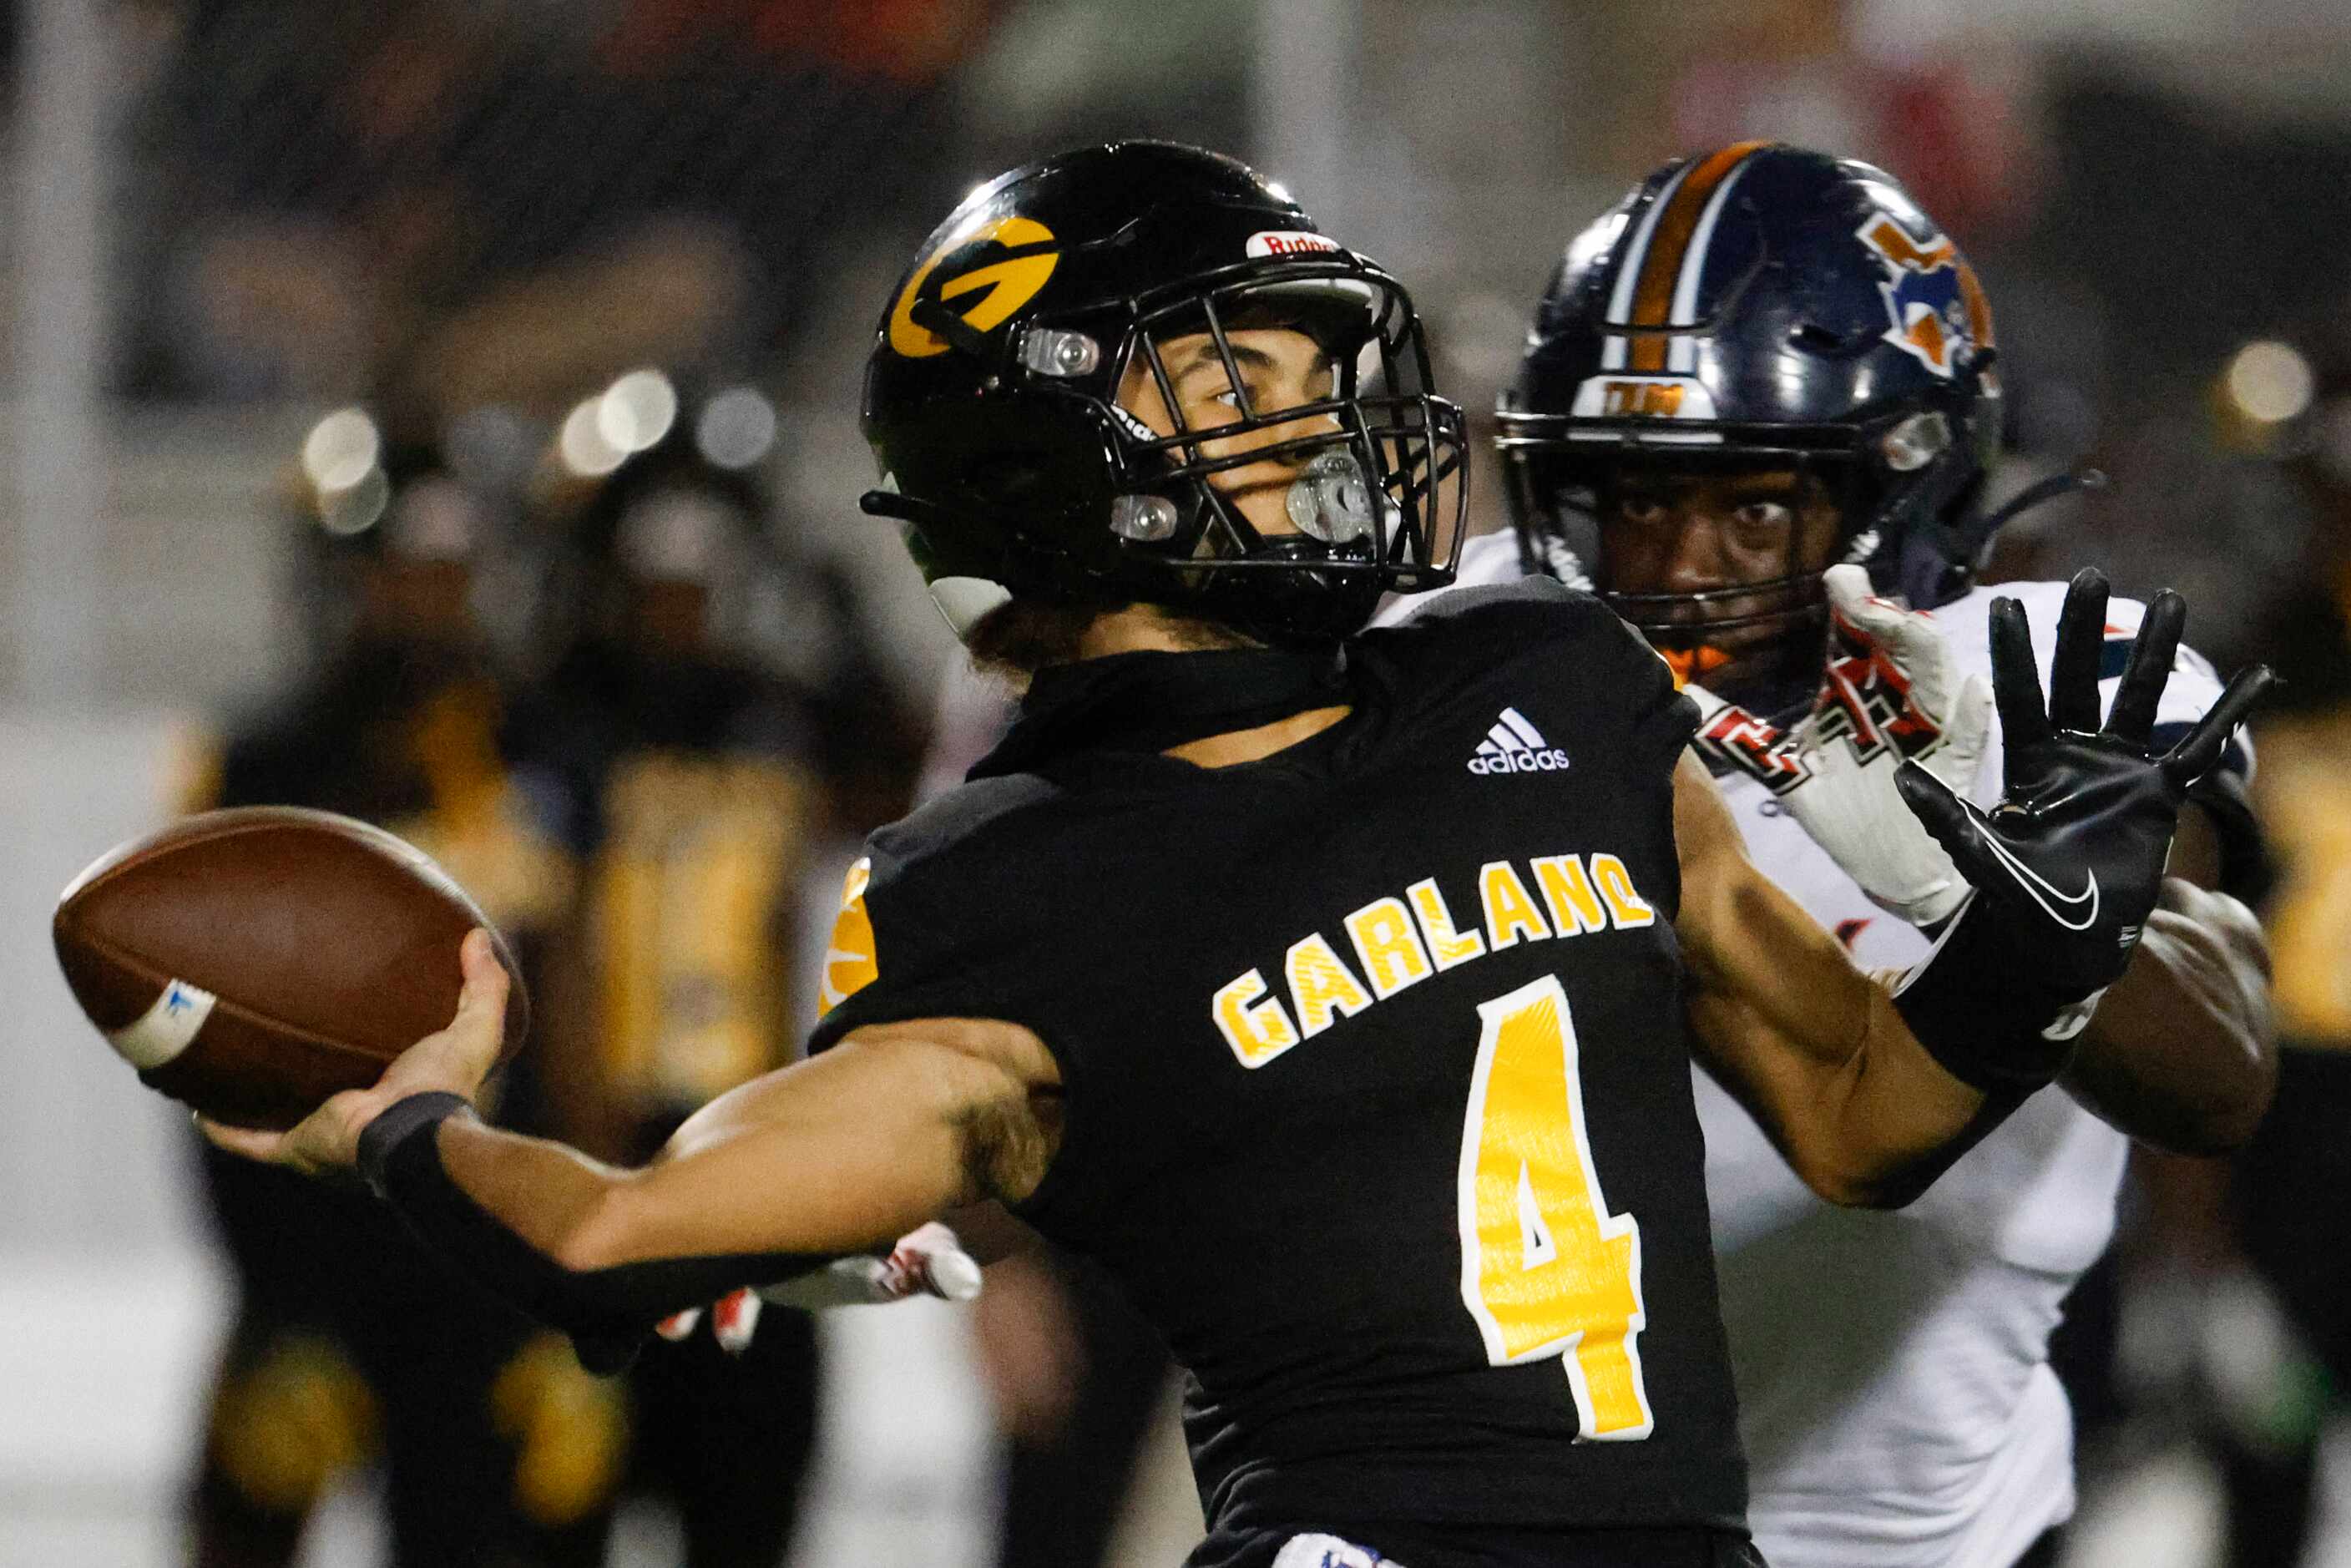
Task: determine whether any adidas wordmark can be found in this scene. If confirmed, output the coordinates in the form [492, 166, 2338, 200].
[1468, 707, 1571, 775]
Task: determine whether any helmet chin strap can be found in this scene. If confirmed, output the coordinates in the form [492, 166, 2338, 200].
[927, 575, 1015, 640]
[1878, 467, 2105, 612]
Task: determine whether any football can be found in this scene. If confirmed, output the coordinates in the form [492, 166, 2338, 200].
[52, 807, 528, 1130]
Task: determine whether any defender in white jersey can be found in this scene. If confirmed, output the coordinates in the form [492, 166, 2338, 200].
[1407, 538, 2262, 1565]
[1474, 144, 2277, 1567]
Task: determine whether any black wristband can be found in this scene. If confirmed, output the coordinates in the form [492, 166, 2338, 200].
[356, 1091, 473, 1197]
[1893, 892, 2090, 1095]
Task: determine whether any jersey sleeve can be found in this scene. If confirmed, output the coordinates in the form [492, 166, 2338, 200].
[801, 775, 1061, 1056]
[1594, 594, 1707, 761]
[802, 841, 965, 1056]
[796, 787, 1115, 1245]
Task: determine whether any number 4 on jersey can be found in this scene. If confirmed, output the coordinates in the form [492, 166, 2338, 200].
[1458, 974, 1654, 1440]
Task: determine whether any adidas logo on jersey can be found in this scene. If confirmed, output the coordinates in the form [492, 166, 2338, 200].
[1468, 708, 1570, 775]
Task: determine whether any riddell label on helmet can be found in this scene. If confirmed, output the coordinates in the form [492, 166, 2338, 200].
[1246, 230, 1341, 258]
[1570, 376, 1717, 420]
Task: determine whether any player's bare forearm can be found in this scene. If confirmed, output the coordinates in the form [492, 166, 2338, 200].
[410, 1021, 1057, 1297]
[426, 1116, 632, 1268]
[2063, 876, 2275, 1155]
[205, 933, 1059, 1336]
[422, 1024, 1051, 1341]
[546, 1019, 1063, 1270]
[1673, 753, 1990, 1207]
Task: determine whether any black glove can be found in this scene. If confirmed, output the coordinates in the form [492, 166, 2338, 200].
[1889, 568, 2274, 1093]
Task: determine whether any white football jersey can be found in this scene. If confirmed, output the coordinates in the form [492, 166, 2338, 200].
[1391, 531, 2247, 1568]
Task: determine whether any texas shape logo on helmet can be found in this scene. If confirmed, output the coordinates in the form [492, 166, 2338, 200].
[1856, 213, 1993, 379]
[887, 215, 1060, 358]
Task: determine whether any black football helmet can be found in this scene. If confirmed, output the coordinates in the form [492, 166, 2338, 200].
[1496, 144, 2002, 699]
[862, 141, 1465, 645]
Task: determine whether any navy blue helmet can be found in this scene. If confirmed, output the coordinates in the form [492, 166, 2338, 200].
[862, 141, 1466, 645]
[1496, 144, 2001, 685]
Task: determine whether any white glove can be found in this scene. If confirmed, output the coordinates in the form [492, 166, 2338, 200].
[756, 1220, 984, 1310]
[655, 1285, 766, 1354]
[1685, 564, 1992, 926]
[654, 1221, 983, 1354]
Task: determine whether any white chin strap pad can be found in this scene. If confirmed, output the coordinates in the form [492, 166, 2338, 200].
[928, 575, 1014, 640]
[1272, 1535, 1404, 1568]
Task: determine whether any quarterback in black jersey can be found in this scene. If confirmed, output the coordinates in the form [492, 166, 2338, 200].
[205, 144, 2264, 1568]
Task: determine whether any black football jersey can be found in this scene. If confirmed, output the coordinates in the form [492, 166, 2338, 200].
[807, 579, 1745, 1538]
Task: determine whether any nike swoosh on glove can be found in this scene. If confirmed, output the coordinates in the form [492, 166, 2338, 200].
[1686, 564, 1992, 925]
[651, 1221, 984, 1356]
[1889, 568, 2275, 1093]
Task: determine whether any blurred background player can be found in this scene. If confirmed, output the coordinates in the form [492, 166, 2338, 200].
[2012, 334, 2351, 1568]
[191, 395, 933, 1567]
[185, 440, 618, 1568]
[1477, 144, 2276, 1568]
[959, 1145, 1174, 1568]
[504, 424, 918, 1568]
[916, 665, 1176, 1568]
[2203, 342, 2351, 1568]
[114, 4, 973, 1556]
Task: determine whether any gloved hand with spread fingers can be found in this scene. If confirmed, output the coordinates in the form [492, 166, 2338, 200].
[1888, 568, 2275, 1096]
[1683, 564, 1992, 926]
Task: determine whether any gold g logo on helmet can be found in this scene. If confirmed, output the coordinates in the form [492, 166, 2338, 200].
[887, 215, 1059, 358]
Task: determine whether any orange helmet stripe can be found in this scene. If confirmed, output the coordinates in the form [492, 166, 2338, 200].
[1625, 141, 1768, 372]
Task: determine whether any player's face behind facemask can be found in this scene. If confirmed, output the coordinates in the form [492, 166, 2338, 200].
[1594, 458, 1844, 696]
[963, 316, 1352, 678]
[1117, 321, 1352, 547]
[1500, 146, 2006, 712]
[1104, 278, 1459, 600]
[966, 291, 1461, 676]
